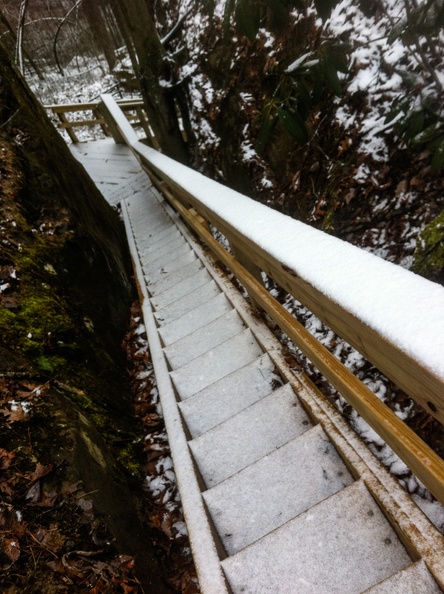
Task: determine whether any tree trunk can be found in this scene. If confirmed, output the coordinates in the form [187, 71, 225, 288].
[82, 0, 117, 71]
[110, 0, 190, 163]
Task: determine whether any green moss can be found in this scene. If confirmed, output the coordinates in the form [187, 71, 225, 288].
[36, 355, 67, 372]
[414, 209, 444, 282]
[118, 442, 145, 480]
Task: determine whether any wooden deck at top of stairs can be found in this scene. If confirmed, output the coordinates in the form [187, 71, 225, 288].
[70, 139, 444, 594]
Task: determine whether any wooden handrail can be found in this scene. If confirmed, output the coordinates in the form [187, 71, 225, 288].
[44, 97, 151, 143]
[83, 95, 444, 505]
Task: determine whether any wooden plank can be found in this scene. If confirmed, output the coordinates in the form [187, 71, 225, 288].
[55, 111, 78, 143]
[155, 186, 444, 506]
[58, 118, 106, 129]
[45, 99, 144, 112]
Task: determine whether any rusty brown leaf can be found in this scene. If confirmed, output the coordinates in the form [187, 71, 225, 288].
[0, 448, 15, 470]
[4, 538, 20, 563]
[25, 462, 54, 484]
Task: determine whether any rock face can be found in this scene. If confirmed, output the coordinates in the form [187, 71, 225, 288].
[0, 44, 168, 592]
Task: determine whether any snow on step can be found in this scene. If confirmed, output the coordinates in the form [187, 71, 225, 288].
[143, 251, 197, 285]
[170, 329, 263, 400]
[189, 383, 311, 487]
[139, 236, 187, 266]
[362, 560, 442, 593]
[130, 211, 172, 232]
[146, 260, 203, 295]
[203, 424, 353, 555]
[221, 480, 412, 594]
[154, 280, 220, 327]
[179, 353, 278, 438]
[137, 226, 181, 250]
[158, 293, 232, 346]
[151, 268, 213, 310]
[164, 310, 245, 370]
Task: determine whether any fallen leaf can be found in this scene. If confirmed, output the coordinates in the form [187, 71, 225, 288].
[4, 538, 20, 563]
[0, 448, 15, 470]
[41, 527, 66, 553]
[33, 491, 58, 508]
[25, 462, 54, 484]
[0, 480, 13, 496]
[47, 557, 85, 580]
[5, 404, 29, 423]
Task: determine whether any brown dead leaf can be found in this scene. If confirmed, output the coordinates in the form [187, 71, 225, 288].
[110, 554, 135, 575]
[5, 404, 29, 423]
[47, 557, 84, 580]
[142, 413, 162, 427]
[0, 294, 19, 310]
[33, 491, 58, 508]
[4, 538, 20, 563]
[395, 179, 408, 195]
[25, 462, 54, 484]
[0, 448, 15, 470]
[11, 519, 27, 539]
[409, 176, 423, 188]
[0, 480, 13, 496]
[41, 527, 66, 553]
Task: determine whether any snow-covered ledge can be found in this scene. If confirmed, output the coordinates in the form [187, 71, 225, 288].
[100, 95, 444, 424]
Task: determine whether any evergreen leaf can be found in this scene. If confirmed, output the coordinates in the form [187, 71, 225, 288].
[276, 106, 308, 142]
[256, 110, 278, 153]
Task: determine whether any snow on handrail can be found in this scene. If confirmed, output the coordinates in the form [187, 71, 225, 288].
[99, 95, 444, 399]
[99, 92, 444, 509]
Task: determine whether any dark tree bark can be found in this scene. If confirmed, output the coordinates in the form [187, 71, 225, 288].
[82, 0, 117, 71]
[110, 0, 190, 163]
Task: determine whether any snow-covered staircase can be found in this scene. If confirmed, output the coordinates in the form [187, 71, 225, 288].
[121, 186, 442, 593]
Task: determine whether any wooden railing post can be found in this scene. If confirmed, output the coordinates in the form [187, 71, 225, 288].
[96, 100, 126, 143]
[55, 110, 78, 143]
[228, 239, 265, 310]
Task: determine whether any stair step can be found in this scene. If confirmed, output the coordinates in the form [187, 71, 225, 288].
[143, 251, 197, 284]
[203, 424, 353, 554]
[221, 480, 411, 594]
[141, 244, 194, 277]
[362, 560, 441, 593]
[138, 226, 181, 250]
[129, 204, 170, 224]
[147, 259, 203, 295]
[171, 329, 263, 400]
[151, 268, 213, 310]
[179, 353, 278, 438]
[154, 280, 221, 327]
[139, 236, 187, 265]
[131, 214, 172, 235]
[158, 293, 232, 347]
[165, 310, 245, 370]
[190, 383, 312, 487]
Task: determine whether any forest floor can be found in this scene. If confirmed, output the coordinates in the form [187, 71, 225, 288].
[0, 307, 198, 594]
[0, 138, 197, 593]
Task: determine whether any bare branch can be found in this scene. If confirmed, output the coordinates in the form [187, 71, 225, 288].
[53, 0, 85, 76]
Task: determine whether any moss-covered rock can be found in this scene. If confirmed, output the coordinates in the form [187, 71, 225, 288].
[413, 209, 444, 284]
